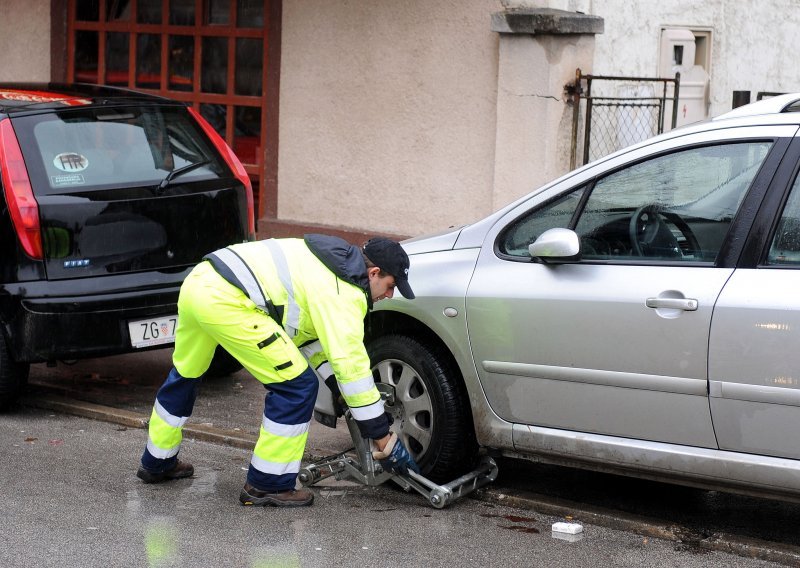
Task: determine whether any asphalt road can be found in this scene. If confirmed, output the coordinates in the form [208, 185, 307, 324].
[9, 349, 800, 565]
[1, 406, 776, 568]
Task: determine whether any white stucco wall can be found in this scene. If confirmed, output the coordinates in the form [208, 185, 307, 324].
[492, 31, 596, 210]
[587, 0, 800, 117]
[279, 1, 504, 237]
[281, 0, 800, 237]
[0, 0, 51, 82]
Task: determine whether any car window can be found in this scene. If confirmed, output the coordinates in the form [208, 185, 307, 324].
[16, 106, 226, 194]
[575, 142, 772, 262]
[498, 186, 586, 257]
[768, 173, 800, 265]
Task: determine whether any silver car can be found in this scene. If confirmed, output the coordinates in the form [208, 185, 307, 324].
[355, 94, 800, 501]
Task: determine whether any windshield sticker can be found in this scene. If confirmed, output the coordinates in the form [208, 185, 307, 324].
[0, 90, 92, 107]
[53, 153, 89, 173]
[51, 173, 86, 187]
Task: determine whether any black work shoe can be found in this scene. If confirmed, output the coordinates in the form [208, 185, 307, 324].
[136, 459, 194, 483]
[239, 482, 314, 507]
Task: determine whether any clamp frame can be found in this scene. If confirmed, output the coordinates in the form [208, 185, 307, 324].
[298, 409, 498, 509]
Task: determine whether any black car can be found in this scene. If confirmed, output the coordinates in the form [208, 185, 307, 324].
[0, 83, 254, 407]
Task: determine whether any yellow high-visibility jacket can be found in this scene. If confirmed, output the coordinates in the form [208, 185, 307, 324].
[205, 234, 389, 439]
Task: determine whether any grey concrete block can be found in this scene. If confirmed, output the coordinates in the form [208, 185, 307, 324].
[491, 8, 604, 36]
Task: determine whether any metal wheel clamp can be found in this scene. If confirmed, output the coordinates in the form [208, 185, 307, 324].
[298, 387, 498, 509]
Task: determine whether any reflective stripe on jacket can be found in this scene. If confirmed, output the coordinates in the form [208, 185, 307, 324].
[205, 238, 388, 435]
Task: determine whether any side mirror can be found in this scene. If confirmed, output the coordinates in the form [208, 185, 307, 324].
[528, 228, 581, 264]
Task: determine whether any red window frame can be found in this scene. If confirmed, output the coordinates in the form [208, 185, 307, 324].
[64, 0, 281, 220]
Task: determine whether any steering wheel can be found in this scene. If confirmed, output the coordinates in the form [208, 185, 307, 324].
[628, 204, 701, 258]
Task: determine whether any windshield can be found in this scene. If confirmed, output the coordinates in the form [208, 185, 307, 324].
[15, 105, 227, 194]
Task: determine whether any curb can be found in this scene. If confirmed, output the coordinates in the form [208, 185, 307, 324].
[23, 394, 800, 566]
[21, 393, 346, 459]
[481, 490, 800, 565]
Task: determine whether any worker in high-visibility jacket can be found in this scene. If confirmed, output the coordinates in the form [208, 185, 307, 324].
[136, 234, 418, 507]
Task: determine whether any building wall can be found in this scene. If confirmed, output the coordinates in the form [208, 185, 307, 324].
[491, 29, 596, 212]
[588, 0, 800, 117]
[279, 1, 505, 237]
[283, 0, 800, 238]
[29, 1, 800, 239]
[0, 0, 51, 82]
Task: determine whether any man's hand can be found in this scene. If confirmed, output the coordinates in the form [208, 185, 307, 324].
[371, 432, 420, 475]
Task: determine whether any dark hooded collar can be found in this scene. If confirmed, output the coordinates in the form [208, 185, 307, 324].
[304, 234, 372, 307]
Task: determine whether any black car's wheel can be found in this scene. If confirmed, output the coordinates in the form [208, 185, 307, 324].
[0, 332, 30, 410]
[368, 334, 477, 482]
[202, 345, 243, 378]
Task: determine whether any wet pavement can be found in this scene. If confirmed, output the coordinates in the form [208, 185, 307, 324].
[25, 348, 354, 458]
[1, 406, 778, 568]
[17, 349, 800, 565]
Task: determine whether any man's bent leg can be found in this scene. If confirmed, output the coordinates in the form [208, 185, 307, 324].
[138, 367, 200, 482]
[240, 365, 319, 506]
[137, 262, 220, 482]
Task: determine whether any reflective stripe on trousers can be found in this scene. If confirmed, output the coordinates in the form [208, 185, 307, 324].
[141, 367, 200, 472]
[247, 364, 319, 491]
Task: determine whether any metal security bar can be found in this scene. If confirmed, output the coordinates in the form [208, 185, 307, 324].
[570, 70, 680, 167]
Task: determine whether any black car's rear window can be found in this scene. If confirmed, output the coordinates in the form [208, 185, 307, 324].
[13, 105, 227, 194]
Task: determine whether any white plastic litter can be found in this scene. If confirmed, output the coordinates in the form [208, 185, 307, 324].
[551, 531, 583, 543]
[552, 522, 583, 535]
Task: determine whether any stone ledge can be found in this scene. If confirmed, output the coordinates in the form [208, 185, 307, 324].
[491, 8, 604, 36]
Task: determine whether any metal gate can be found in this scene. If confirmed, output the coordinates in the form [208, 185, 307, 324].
[569, 69, 681, 168]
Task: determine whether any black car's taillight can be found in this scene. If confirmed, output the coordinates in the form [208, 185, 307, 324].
[188, 107, 256, 239]
[0, 118, 42, 259]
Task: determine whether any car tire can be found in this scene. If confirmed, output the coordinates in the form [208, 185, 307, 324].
[0, 331, 30, 410]
[368, 334, 478, 482]
[202, 345, 243, 378]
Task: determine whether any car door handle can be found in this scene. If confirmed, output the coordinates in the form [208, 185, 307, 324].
[646, 297, 699, 311]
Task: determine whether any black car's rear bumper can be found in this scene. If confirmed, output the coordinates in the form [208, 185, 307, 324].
[12, 290, 180, 363]
[0, 270, 189, 363]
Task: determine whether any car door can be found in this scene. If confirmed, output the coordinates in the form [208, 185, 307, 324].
[709, 141, 800, 459]
[466, 127, 794, 449]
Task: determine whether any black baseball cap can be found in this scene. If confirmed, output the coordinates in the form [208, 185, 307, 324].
[363, 237, 415, 299]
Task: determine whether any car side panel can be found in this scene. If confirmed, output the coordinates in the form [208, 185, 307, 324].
[467, 258, 727, 447]
[464, 125, 797, 453]
[709, 269, 800, 459]
[511, 423, 800, 501]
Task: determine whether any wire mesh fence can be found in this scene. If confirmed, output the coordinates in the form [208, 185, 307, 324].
[570, 71, 680, 167]
[585, 99, 663, 163]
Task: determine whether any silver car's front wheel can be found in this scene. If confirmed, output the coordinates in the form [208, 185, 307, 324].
[372, 357, 434, 458]
[368, 334, 477, 482]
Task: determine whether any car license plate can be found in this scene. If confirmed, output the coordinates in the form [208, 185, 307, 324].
[128, 316, 178, 348]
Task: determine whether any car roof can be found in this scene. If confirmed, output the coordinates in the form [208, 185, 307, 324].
[713, 93, 800, 121]
[0, 83, 178, 115]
